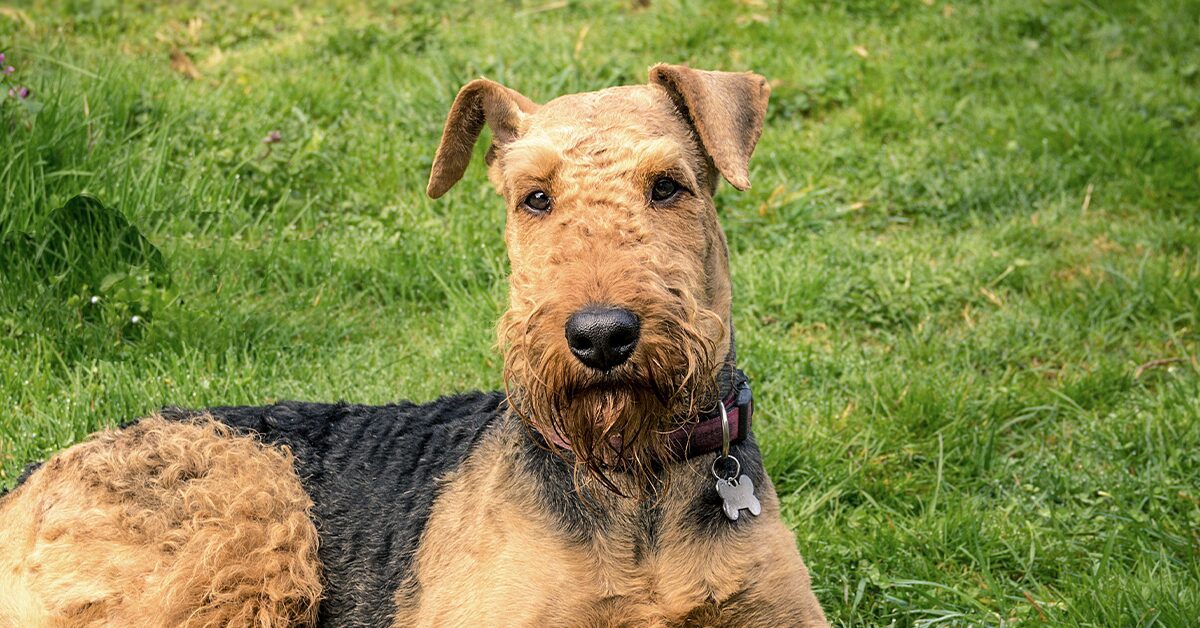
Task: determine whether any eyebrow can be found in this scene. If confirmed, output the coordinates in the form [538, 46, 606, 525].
[633, 138, 703, 191]
[502, 140, 561, 184]
[634, 138, 684, 175]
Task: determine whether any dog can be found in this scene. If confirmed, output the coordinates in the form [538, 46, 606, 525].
[0, 64, 828, 627]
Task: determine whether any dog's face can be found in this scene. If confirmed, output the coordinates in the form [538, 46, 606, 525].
[428, 65, 769, 485]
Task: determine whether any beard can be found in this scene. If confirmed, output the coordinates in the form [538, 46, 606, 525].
[502, 308, 723, 495]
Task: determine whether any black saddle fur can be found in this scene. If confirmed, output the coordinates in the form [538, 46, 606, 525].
[161, 392, 505, 627]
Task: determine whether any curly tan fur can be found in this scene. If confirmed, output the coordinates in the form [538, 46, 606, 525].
[0, 417, 321, 627]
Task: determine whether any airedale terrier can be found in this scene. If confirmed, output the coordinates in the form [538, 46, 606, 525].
[0, 64, 828, 626]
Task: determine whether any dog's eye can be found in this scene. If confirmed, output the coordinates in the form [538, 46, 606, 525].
[650, 177, 681, 203]
[522, 190, 552, 214]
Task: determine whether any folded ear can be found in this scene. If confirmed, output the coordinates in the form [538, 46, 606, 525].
[427, 79, 540, 199]
[648, 64, 770, 191]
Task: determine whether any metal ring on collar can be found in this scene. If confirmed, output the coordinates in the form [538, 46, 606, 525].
[710, 454, 741, 481]
[719, 398, 730, 458]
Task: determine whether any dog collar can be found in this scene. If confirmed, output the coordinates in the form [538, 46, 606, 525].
[666, 377, 753, 458]
[540, 377, 753, 461]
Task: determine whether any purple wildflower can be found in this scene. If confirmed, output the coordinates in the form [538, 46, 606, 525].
[8, 86, 29, 99]
[263, 130, 282, 144]
[2, 66, 13, 76]
[0, 53, 6, 64]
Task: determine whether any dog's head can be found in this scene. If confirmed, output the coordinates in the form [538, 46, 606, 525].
[428, 64, 769, 487]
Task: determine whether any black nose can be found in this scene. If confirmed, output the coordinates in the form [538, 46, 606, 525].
[565, 307, 640, 371]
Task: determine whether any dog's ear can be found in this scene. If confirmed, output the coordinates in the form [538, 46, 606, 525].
[649, 64, 770, 191]
[427, 79, 540, 199]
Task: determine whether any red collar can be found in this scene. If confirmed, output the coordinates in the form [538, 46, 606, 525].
[542, 378, 753, 460]
[667, 378, 753, 457]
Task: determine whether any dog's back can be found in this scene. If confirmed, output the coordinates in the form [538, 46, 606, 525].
[163, 392, 505, 626]
[0, 393, 503, 627]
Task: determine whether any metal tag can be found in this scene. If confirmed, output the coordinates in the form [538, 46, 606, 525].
[715, 474, 761, 521]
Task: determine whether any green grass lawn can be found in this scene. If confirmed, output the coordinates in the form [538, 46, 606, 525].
[2, 0, 1198, 624]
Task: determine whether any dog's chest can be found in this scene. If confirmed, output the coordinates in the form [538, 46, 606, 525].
[397, 430, 765, 626]
[567, 508, 757, 625]
[403, 504, 751, 626]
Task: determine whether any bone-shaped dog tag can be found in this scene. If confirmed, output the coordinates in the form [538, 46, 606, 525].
[715, 474, 761, 521]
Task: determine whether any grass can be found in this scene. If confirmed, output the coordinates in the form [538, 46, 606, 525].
[1, 0, 1198, 624]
